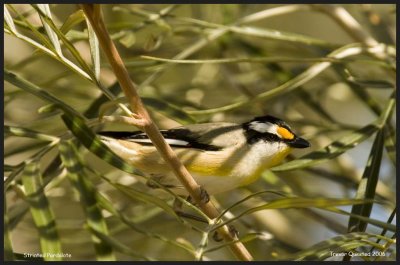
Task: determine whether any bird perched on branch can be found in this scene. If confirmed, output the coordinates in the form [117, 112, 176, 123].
[98, 115, 310, 196]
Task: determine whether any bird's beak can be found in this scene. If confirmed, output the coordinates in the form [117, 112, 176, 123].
[288, 137, 310, 149]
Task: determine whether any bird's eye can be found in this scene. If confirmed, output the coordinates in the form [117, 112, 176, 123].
[277, 126, 294, 140]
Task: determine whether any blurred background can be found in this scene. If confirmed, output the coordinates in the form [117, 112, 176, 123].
[4, 4, 396, 261]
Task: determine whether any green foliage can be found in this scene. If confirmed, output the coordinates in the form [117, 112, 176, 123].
[4, 3, 395, 261]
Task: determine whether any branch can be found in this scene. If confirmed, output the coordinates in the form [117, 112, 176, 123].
[80, 4, 253, 261]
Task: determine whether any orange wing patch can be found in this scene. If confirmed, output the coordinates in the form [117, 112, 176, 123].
[277, 126, 294, 140]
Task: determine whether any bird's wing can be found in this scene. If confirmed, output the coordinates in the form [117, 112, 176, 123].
[98, 122, 245, 150]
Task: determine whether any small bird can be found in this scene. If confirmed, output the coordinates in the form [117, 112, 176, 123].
[98, 115, 310, 196]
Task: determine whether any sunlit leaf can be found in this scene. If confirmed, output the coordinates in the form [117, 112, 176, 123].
[33, 5, 95, 81]
[21, 161, 62, 261]
[36, 4, 62, 55]
[86, 16, 100, 80]
[59, 140, 115, 261]
[60, 9, 85, 34]
[4, 5, 17, 32]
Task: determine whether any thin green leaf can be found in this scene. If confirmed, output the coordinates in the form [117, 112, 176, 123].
[94, 190, 196, 255]
[86, 226, 154, 261]
[5, 143, 58, 190]
[137, 5, 309, 89]
[347, 77, 394, 89]
[217, 190, 289, 221]
[4, 7, 91, 80]
[202, 233, 260, 255]
[112, 4, 176, 32]
[177, 16, 335, 47]
[84, 82, 121, 119]
[4, 141, 48, 158]
[369, 207, 396, 252]
[141, 55, 342, 64]
[65, 29, 89, 41]
[5, 125, 58, 142]
[7, 4, 55, 51]
[261, 170, 294, 193]
[21, 161, 62, 261]
[7, 153, 65, 230]
[347, 130, 384, 233]
[59, 140, 115, 261]
[4, 5, 17, 32]
[60, 9, 85, 34]
[215, 197, 371, 230]
[86, 17, 100, 80]
[4, 197, 15, 261]
[36, 4, 62, 55]
[37, 103, 57, 114]
[341, 66, 397, 167]
[30, 6, 122, 105]
[4, 69, 80, 116]
[32, 5, 95, 82]
[112, 183, 179, 220]
[344, 75, 384, 115]
[344, 68, 394, 89]
[230, 25, 335, 47]
[383, 121, 396, 166]
[249, 197, 370, 213]
[187, 44, 380, 116]
[296, 87, 336, 122]
[325, 207, 396, 232]
[92, 168, 208, 228]
[285, 232, 393, 261]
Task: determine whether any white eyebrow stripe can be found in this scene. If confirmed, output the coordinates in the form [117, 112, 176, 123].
[130, 138, 190, 146]
[249, 121, 278, 134]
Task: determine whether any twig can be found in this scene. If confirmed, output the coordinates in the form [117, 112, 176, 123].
[312, 4, 378, 46]
[80, 4, 253, 261]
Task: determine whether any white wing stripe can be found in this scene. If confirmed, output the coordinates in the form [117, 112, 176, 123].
[130, 138, 189, 146]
